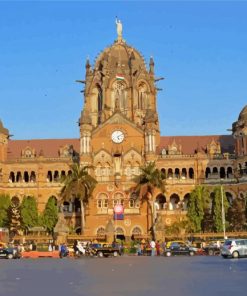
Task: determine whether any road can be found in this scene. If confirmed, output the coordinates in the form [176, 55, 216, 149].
[0, 256, 246, 296]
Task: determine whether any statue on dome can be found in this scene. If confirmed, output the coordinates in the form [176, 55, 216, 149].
[115, 17, 123, 40]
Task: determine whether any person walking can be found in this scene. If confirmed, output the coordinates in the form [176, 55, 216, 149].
[150, 240, 156, 256]
[156, 240, 161, 256]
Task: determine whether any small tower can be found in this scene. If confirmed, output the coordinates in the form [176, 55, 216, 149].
[232, 105, 247, 157]
[0, 120, 9, 162]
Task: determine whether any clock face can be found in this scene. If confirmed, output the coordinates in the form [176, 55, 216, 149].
[111, 130, 125, 143]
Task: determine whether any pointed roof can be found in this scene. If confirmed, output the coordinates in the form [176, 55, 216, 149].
[0, 120, 9, 136]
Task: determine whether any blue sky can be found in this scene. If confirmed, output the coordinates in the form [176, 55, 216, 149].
[0, 1, 246, 139]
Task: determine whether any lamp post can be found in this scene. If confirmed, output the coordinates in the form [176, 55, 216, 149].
[220, 182, 226, 240]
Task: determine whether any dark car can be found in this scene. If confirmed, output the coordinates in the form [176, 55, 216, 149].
[0, 247, 21, 259]
[164, 242, 195, 257]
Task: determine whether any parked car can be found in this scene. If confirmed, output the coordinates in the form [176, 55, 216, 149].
[221, 239, 247, 259]
[203, 242, 221, 256]
[0, 247, 21, 259]
[164, 242, 195, 257]
[90, 243, 121, 257]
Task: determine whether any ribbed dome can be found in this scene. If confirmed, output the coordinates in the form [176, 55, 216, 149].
[94, 41, 146, 71]
[238, 105, 247, 121]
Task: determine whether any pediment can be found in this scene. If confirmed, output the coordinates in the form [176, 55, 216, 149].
[92, 112, 143, 135]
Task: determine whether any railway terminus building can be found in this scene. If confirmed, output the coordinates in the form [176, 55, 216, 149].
[0, 25, 246, 239]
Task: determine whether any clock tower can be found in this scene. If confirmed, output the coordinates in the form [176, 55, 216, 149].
[78, 21, 161, 238]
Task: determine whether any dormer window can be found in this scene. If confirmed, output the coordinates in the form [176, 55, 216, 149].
[21, 146, 36, 158]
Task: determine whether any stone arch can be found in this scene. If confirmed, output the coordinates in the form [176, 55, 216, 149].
[212, 167, 218, 175]
[137, 81, 149, 110]
[16, 171, 22, 182]
[47, 171, 52, 182]
[115, 226, 125, 235]
[189, 168, 194, 179]
[167, 168, 173, 179]
[174, 168, 180, 179]
[30, 171, 36, 182]
[131, 226, 143, 236]
[182, 193, 190, 210]
[226, 167, 233, 178]
[155, 193, 166, 209]
[96, 226, 106, 236]
[161, 168, 166, 179]
[112, 80, 128, 112]
[24, 171, 29, 183]
[181, 168, 187, 179]
[205, 167, 211, 179]
[9, 171, 15, 183]
[169, 193, 180, 210]
[220, 167, 226, 179]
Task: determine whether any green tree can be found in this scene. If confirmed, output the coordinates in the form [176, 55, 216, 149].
[187, 186, 210, 233]
[135, 161, 165, 240]
[40, 196, 58, 233]
[60, 163, 97, 234]
[227, 197, 245, 231]
[20, 196, 39, 230]
[0, 194, 11, 227]
[211, 186, 229, 232]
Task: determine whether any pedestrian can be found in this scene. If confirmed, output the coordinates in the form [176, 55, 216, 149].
[150, 240, 156, 256]
[156, 240, 161, 256]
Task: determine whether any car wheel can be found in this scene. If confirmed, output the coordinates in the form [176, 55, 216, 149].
[113, 251, 118, 257]
[232, 251, 239, 259]
[208, 249, 214, 256]
[189, 251, 195, 256]
[7, 254, 13, 259]
[166, 252, 171, 257]
[98, 251, 104, 258]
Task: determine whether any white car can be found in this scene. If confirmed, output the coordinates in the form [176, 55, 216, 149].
[221, 239, 247, 258]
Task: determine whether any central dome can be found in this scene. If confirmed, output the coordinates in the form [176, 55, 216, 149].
[94, 41, 147, 73]
[238, 105, 247, 121]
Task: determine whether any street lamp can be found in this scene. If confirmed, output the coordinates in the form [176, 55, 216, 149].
[220, 181, 226, 240]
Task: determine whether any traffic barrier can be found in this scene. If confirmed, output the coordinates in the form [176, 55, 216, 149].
[22, 251, 60, 258]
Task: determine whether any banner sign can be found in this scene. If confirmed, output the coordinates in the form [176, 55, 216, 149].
[114, 205, 124, 220]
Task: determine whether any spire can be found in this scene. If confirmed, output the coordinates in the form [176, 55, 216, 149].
[0, 120, 9, 136]
[85, 56, 91, 74]
[149, 56, 154, 75]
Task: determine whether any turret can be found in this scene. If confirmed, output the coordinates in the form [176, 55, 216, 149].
[232, 105, 247, 157]
[0, 120, 9, 162]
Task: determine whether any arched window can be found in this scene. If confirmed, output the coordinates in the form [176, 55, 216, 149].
[115, 227, 124, 235]
[174, 168, 180, 179]
[168, 168, 173, 179]
[161, 168, 166, 179]
[16, 172, 22, 183]
[97, 193, 108, 209]
[156, 194, 166, 209]
[169, 194, 180, 210]
[63, 201, 70, 212]
[212, 167, 218, 175]
[181, 168, 187, 179]
[24, 171, 29, 183]
[226, 192, 233, 206]
[182, 193, 190, 210]
[30, 171, 36, 182]
[54, 171, 59, 182]
[132, 226, 142, 235]
[227, 167, 233, 178]
[113, 192, 125, 207]
[113, 81, 127, 111]
[97, 227, 106, 237]
[205, 167, 211, 179]
[220, 167, 226, 179]
[47, 171, 52, 182]
[137, 82, 148, 110]
[9, 172, 15, 183]
[189, 168, 194, 179]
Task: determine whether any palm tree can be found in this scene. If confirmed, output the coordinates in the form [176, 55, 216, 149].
[60, 163, 97, 234]
[135, 161, 165, 240]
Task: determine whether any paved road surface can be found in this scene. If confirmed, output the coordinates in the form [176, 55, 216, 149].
[0, 256, 246, 296]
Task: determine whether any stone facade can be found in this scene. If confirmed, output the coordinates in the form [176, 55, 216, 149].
[0, 27, 247, 239]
